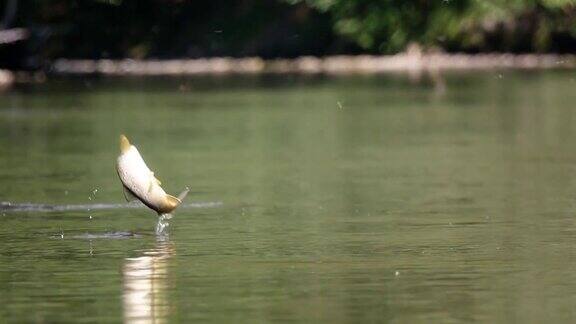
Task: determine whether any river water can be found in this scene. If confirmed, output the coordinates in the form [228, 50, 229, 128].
[1, 72, 576, 322]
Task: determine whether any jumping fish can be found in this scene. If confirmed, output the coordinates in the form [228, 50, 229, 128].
[116, 135, 189, 215]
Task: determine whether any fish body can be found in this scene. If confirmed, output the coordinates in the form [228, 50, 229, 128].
[116, 135, 187, 215]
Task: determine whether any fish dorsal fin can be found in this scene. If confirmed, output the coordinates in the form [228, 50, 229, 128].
[153, 174, 161, 186]
[122, 185, 139, 202]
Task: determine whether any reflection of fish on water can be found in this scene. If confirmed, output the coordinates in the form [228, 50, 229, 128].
[50, 226, 175, 321]
[0, 201, 222, 213]
[123, 236, 174, 323]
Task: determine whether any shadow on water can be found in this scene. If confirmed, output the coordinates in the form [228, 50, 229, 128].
[64, 231, 143, 240]
[50, 212, 173, 240]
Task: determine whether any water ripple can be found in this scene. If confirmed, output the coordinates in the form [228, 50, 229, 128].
[0, 201, 223, 212]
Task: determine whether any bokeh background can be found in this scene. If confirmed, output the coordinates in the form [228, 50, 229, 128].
[1, 0, 576, 70]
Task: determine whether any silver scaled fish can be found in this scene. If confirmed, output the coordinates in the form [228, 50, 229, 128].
[116, 134, 188, 215]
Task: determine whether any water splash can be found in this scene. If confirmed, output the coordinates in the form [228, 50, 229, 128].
[155, 214, 171, 236]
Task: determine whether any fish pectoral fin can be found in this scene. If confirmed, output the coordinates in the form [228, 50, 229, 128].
[122, 185, 139, 202]
[150, 171, 161, 185]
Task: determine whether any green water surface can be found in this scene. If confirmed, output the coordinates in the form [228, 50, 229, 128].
[1, 72, 576, 323]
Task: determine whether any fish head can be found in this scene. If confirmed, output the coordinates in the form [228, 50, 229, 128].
[156, 194, 182, 214]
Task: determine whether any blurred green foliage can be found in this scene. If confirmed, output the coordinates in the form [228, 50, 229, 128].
[1, 0, 576, 69]
[288, 0, 576, 53]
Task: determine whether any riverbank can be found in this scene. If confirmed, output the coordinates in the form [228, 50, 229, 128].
[51, 52, 576, 76]
[0, 70, 47, 90]
[0, 70, 15, 89]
